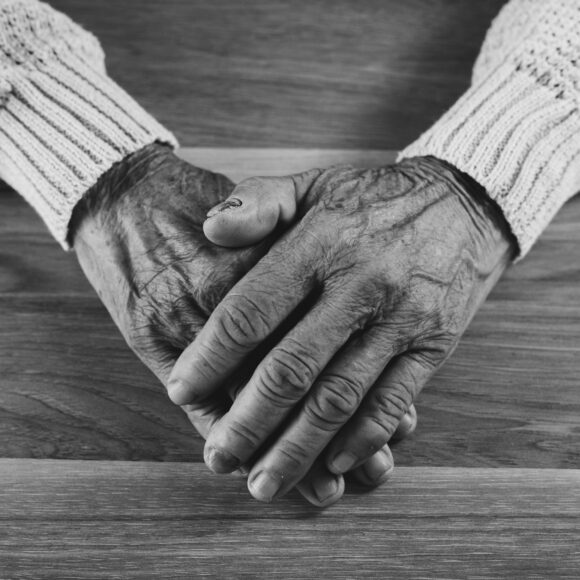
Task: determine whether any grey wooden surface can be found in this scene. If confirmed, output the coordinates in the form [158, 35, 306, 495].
[50, 0, 507, 149]
[1, 460, 579, 579]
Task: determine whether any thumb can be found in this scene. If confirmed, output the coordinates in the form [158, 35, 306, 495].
[203, 168, 322, 247]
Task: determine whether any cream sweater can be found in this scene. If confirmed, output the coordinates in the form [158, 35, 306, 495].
[399, 0, 580, 257]
[0, 0, 578, 256]
[0, 0, 176, 248]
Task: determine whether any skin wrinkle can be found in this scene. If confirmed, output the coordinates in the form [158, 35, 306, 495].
[197, 342, 234, 376]
[311, 282, 363, 326]
[269, 348, 318, 391]
[223, 293, 275, 338]
[148, 294, 204, 350]
[217, 306, 264, 353]
[222, 418, 263, 450]
[132, 265, 208, 349]
[265, 226, 322, 284]
[254, 372, 300, 408]
[275, 440, 311, 468]
[307, 378, 364, 426]
[366, 413, 400, 445]
[256, 347, 319, 403]
[372, 389, 412, 427]
[75, 224, 137, 333]
[301, 331, 392, 435]
[403, 349, 440, 372]
[254, 365, 308, 410]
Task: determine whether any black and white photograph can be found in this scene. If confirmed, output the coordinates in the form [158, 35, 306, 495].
[0, 0, 579, 578]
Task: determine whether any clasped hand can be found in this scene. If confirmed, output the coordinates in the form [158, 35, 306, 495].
[168, 156, 514, 504]
[72, 144, 424, 507]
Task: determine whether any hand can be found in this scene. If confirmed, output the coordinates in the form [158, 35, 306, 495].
[70, 144, 265, 432]
[168, 156, 516, 503]
[70, 143, 410, 506]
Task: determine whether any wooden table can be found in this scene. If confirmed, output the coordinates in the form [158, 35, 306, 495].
[1, 0, 580, 577]
[2, 460, 579, 579]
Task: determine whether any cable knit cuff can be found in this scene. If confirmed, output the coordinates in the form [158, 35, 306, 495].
[398, 62, 580, 258]
[0, 12, 177, 249]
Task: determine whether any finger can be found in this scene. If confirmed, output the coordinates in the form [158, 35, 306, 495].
[169, 169, 323, 405]
[349, 405, 417, 489]
[189, 373, 348, 509]
[180, 399, 226, 440]
[350, 444, 395, 488]
[203, 169, 322, 247]
[167, 233, 321, 406]
[390, 403, 418, 443]
[203, 288, 369, 474]
[187, 379, 348, 511]
[126, 337, 227, 443]
[135, 341, 231, 440]
[300, 407, 414, 501]
[294, 459, 345, 508]
[326, 351, 439, 475]
[243, 327, 397, 502]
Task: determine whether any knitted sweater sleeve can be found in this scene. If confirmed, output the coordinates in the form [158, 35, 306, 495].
[399, 0, 580, 258]
[0, 0, 177, 249]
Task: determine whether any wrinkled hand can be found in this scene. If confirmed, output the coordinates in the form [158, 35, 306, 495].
[70, 143, 409, 506]
[168, 156, 516, 503]
[70, 144, 263, 419]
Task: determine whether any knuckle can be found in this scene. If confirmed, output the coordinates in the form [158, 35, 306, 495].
[372, 387, 413, 436]
[217, 295, 272, 350]
[276, 439, 311, 469]
[255, 344, 318, 405]
[305, 374, 363, 430]
[225, 419, 263, 450]
[408, 338, 452, 368]
[394, 408, 418, 440]
[367, 413, 399, 441]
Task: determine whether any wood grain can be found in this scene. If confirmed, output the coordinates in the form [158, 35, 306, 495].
[1, 460, 578, 579]
[49, 0, 507, 149]
[1, 149, 579, 464]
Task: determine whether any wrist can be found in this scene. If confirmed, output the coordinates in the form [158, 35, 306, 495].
[68, 143, 174, 247]
[402, 156, 518, 264]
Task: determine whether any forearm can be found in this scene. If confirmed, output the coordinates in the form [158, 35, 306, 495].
[0, 0, 177, 248]
[399, 0, 580, 258]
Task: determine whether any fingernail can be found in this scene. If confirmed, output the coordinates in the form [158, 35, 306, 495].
[248, 471, 282, 502]
[330, 451, 357, 474]
[205, 446, 240, 473]
[392, 407, 418, 442]
[364, 448, 395, 484]
[233, 465, 249, 478]
[166, 378, 194, 405]
[206, 197, 243, 218]
[313, 476, 340, 505]
[400, 412, 416, 433]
